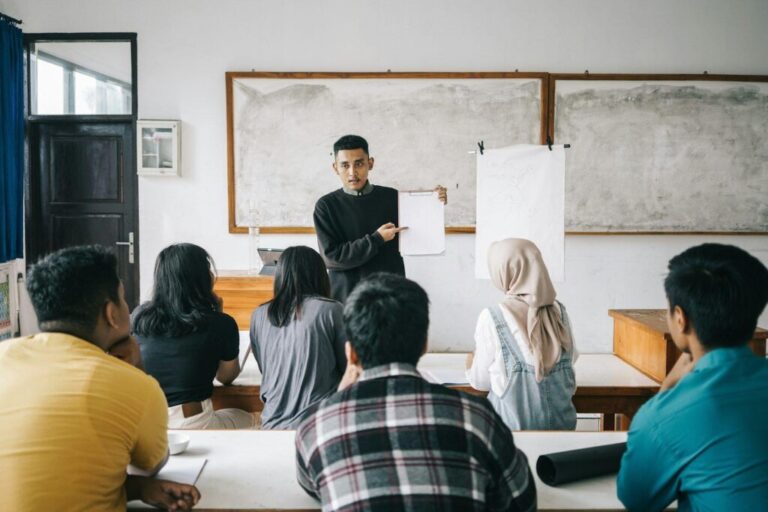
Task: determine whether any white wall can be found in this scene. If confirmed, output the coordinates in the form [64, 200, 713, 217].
[5, 0, 768, 350]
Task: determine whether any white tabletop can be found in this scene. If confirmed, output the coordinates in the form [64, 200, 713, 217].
[225, 334, 659, 389]
[572, 354, 659, 388]
[418, 353, 659, 388]
[130, 430, 629, 511]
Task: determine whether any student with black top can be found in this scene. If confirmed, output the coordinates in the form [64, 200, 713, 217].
[133, 243, 255, 429]
[313, 134, 447, 302]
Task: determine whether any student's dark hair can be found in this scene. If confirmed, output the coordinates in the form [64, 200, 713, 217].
[664, 243, 768, 349]
[132, 243, 220, 337]
[343, 272, 429, 367]
[26, 245, 121, 332]
[267, 246, 331, 327]
[333, 134, 369, 156]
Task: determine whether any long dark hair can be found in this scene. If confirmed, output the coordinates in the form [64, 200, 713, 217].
[132, 243, 221, 337]
[267, 246, 331, 327]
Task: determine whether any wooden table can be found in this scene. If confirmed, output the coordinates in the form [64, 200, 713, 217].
[213, 350, 660, 431]
[129, 430, 631, 511]
[213, 272, 274, 330]
[610, 309, 767, 382]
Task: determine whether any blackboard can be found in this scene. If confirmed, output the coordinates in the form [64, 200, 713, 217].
[226, 72, 547, 233]
[550, 74, 768, 233]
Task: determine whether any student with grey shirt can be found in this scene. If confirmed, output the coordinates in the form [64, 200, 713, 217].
[250, 246, 346, 429]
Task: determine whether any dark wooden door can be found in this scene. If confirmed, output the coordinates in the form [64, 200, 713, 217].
[26, 120, 140, 307]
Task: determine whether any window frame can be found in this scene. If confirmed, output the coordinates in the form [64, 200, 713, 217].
[24, 33, 137, 121]
[33, 49, 132, 115]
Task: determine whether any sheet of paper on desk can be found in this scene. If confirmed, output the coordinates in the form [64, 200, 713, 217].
[475, 144, 565, 281]
[421, 368, 469, 385]
[237, 331, 252, 367]
[398, 190, 445, 256]
[240, 343, 252, 368]
[157, 457, 207, 486]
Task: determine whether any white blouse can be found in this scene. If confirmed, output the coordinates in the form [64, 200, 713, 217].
[466, 303, 578, 397]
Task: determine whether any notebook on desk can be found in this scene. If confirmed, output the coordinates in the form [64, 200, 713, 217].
[157, 457, 207, 486]
[240, 343, 252, 368]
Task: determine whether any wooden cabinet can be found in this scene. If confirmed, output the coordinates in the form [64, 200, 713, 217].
[213, 271, 274, 330]
[610, 309, 767, 382]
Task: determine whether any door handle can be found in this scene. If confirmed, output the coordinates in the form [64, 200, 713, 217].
[115, 231, 135, 264]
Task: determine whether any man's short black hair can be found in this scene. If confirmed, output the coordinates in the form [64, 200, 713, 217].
[333, 134, 369, 157]
[26, 245, 121, 332]
[664, 243, 768, 349]
[344, 273, 429, 367]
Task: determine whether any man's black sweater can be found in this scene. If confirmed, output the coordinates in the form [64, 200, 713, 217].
[313, 185, 405, 302]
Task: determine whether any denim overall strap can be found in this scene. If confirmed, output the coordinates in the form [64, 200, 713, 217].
[556, 301, 573, 361]
[487, 305, 526, 368]
[487, 305, 536, 430]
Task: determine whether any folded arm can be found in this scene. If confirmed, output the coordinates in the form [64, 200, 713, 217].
[215, 358, 241, 385]
[617, 419, 679, 511]
[108, 335, 144, 370]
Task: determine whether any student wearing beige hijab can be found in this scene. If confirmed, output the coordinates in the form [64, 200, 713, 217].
[466, 238, 578, 430]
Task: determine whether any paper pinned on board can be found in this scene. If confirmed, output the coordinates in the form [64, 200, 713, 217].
[398, 190, 446, 256]
[475, 144, 565, 281]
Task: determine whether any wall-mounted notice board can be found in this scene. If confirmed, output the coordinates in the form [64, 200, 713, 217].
[226, 72, 548, 234]
[549, 74, 768, 233]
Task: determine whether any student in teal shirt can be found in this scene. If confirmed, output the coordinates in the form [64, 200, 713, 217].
[617, 243, 768, 512]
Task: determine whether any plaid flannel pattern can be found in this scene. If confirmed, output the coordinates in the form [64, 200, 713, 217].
[296, 363, 536, 512]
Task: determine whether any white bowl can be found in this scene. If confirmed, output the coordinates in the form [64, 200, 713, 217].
[168, 432, 190, 455]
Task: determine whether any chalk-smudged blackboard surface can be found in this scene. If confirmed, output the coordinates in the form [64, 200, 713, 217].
[231, 76, 543, 229]
[555, 80, 768, 232]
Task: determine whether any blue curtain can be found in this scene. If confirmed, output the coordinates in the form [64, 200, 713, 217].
[0, 19, 23, 263]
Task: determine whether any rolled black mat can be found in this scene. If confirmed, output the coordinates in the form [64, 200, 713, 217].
[536, 442, 627, 486]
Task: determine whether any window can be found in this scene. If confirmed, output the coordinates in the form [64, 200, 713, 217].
[35, 58, 65, 115]
[30, 41, 132, 115]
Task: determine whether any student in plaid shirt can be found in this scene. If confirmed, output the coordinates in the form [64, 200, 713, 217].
[295, 272, 536, 511]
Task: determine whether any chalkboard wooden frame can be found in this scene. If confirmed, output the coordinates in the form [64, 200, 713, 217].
[548, 73, 768, 234]
[225, 71, 549, 234]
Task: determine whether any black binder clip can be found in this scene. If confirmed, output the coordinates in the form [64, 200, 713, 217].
[477, 140, 484, 155]
[546, 136, 571, 151]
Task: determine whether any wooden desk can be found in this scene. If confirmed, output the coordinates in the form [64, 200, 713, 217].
[610, 309, 767, 382]
[213, 271, 274, 330]
[129, 430, 630, 511]
[212, 352, 659, 431]
[419, 353, 658, 431]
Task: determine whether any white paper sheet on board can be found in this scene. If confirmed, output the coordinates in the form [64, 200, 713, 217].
[398, 190, 446, 256]
[475, 144, 565, 281]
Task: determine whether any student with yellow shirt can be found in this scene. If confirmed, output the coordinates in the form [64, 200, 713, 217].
[0, 245, 200, 511]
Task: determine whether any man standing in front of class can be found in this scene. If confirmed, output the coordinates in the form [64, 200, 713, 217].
[313, 134, 446, 302]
